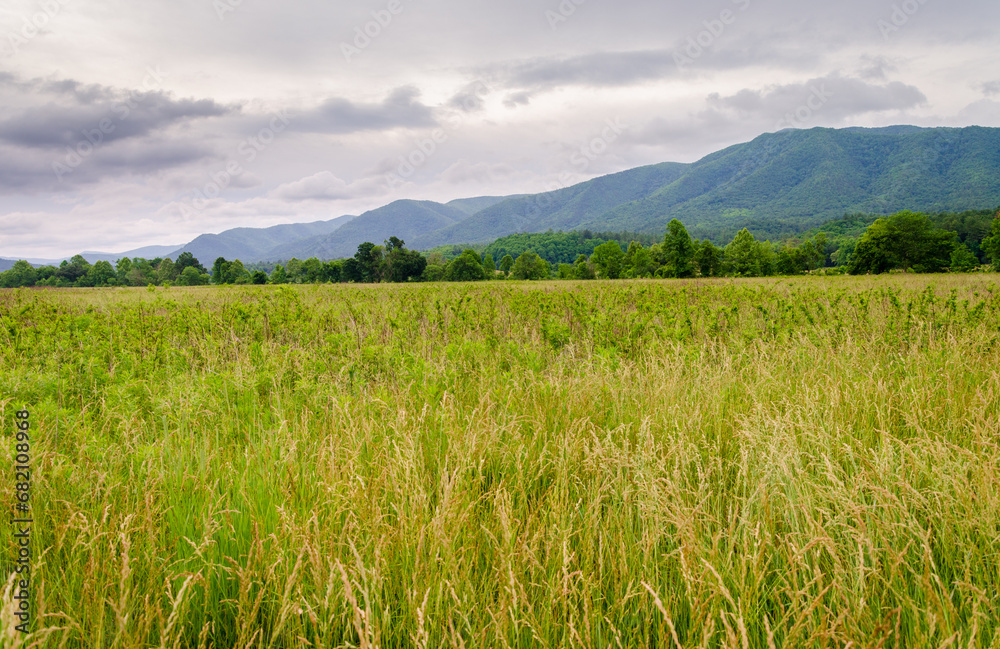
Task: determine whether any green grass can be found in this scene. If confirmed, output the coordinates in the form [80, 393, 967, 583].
[1, 275, 1000, 647]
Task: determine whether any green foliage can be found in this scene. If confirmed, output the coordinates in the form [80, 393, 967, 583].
[662, 219, 696, 278]
[725, 228, 762, 277]
[444, 249, 487, 282]
[983, 213, 1000, 270]
[950, 244, 979, 272]
[509, 251, 550, 280]
[849, 211, 957, 274]
[590, 240, 624, 279]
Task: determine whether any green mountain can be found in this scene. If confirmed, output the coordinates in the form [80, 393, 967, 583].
[407, 126, 1000, 248]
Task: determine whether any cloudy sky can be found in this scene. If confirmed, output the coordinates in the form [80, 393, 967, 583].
[1, 0, 998, 258]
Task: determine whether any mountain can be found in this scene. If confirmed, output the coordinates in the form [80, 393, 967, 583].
[164, 215, 356, 264]
[262, 198, 507, 261]
[79, 244, 185, 264]
[406, 126, 1000, 247]
[408, 163, 688, 250]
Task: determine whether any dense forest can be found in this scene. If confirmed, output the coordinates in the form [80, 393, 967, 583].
[2, 209, 998, 288]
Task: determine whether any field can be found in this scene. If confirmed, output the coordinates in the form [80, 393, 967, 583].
[2, 275, 999, 648]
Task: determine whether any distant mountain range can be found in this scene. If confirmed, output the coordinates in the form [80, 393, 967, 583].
[12, 125, 1000, 267]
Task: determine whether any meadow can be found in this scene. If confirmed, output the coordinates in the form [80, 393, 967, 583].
[1, 274, 999, 648]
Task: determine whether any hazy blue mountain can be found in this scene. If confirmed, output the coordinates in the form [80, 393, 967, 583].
[166, 214, 356, 264]
[263, 199, 478, 261]
[79, 245, 185, 264]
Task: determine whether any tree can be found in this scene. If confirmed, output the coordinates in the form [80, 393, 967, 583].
[211, 257, 227, 284]
[624, 242, 656, 278]
[950, 244, 979, 272]
[0, 260, 37, 288]
[270, 265, 288, 284]
[251, 271, 269, 284]
[341, 258, 363, 283]
[510, 251, 550, 280]
[354, 243, 383, 282]
[662, 219, 695, 278]
[848, 211, 955, 274]
[301, 258, 322, 283]
[285, 258, 304, 283]
[498, 254, 514, 275]
[177, 266, 210, 286]
[573, 254, 596, 279]
[982, 213, 1000, 271]
[725, 229, 762, 277]
[322, 261, 342, 283]
[694, 240, 722, 277]
[590, 241, 624, 279]
[57, 255, 91, 285]
[175, 252, 206, 274]
[157, 258, 178, 284]
[445, 249, 487, 282]
[88, 260, 116, 287]
[116, 257, 134, 285]
[383, 247, 427, 283]
[481, 253, 496, 276]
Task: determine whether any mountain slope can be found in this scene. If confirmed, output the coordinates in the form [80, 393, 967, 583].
[167, 215, 355, 263]
[587, 126, 1000, 240]
[263, 199, 476, 261]
[409, 163, 689, 249]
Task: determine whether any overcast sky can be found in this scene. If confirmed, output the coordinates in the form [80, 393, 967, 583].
[1, 0, 998, 258]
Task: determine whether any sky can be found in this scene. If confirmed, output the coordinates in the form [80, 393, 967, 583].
[0, 0, 998, 259]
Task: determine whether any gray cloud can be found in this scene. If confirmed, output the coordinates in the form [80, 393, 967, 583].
[292, 86, 436, 134]
[983, 81, 1000, 97]
[0, 74, 232, 150]
[707, 75, 927, 124]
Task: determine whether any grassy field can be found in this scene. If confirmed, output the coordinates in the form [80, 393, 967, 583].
[1, 275, 999, 648]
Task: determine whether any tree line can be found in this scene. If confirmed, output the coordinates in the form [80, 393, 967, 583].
[2, 210, 999, 288]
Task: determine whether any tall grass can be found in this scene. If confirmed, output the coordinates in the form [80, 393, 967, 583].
[2, 275, 999, 647]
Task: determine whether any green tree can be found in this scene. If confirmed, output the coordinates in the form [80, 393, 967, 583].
[177, 266, 210, 286]
[0, 260, 37, 288]
[573, 254, 596, 279]
[590, 241, 624, 279]
[270, 265, 288, 284]
[982, 213, 1000, 271]
[662, 219, 695, 278]
[950, 244, 979, 272]
[498, 254, 514, 275]
[175, 252, 206, 274]
[445, 249, 487, 282]
[285, 258, 304, 283]
[624, 242, 656, 278]
[341, 258, 363, 283]
[301, 257, 323, 283]
[211, 257, 227, 284]
[88, 260, 116, 287]
[116, 257, 134, 285]
[725, 229, 762, 277]
[354, 243, 383, 282]
[694, 240, 722, 277]
[848, 211, 955, 274]
[510, 251, 550, 280]
[157, 258, 178, 284]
